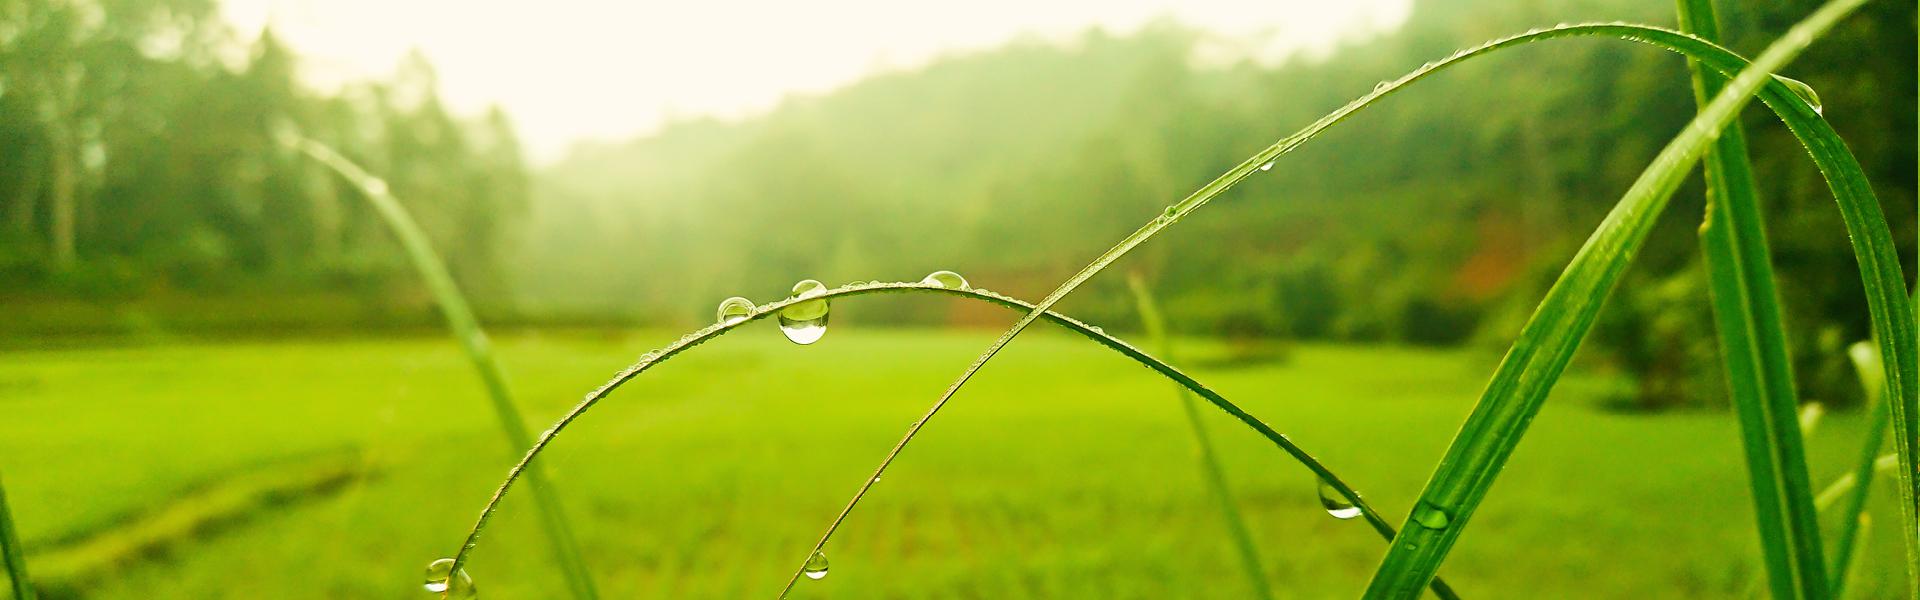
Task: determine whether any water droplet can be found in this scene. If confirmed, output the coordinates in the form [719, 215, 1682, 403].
[778, 279, 831, 345]
[1773, 75, 1823, 115]
[1373, 81, 1391, 92]
[1317, 480, 1362, 520]
[803, 550, 830, 580]
[1257, 160, 1274, 171]
[365, 179, 390, 197]
[716, 296, 755, 325]
[423, 558, 476, 598]
[1413, 502, 1451, 530]
[921, 270, 969, 290]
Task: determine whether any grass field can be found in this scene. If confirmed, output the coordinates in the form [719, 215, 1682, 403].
[0, 326, 1905, 598]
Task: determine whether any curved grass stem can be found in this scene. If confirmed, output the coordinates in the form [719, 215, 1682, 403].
[288, 136, 599, 600]
[434, 281, 1450, 596]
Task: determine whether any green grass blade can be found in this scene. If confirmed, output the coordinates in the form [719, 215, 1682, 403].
[1362, 2, 1871, 596]
[1125, 274, 1274, 600]
[0, 474, 33, 600]
[1830, 341, 1891, 597]
[1674, 0, 1828, 596]
[436, 281, 1455, 597]
[288, 136, 600, 600]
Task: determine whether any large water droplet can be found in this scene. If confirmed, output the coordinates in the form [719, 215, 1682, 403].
[1258, 160, 1274, 172]
[716, 296, 755, 325]
[1317, 480, 1362, 520]
[1773, 75, 1823, 115]
[778, 279, 831, 345]
[803, 550, 831, 580]
[921, 270, 969, 290]
[423, 558, 477, 598]
[1413, 503, 1451, 530]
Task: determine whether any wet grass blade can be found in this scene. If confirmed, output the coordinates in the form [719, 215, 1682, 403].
[0, 474, 33, 600]
[1674, 0, 1827, 596]
[289, 136, 600, 600]
[1126, 274, 1274, 600]
[436, 281, 1455, 597]
[1362, 1, 1871, 596]
[1830, 341, 1891, 597]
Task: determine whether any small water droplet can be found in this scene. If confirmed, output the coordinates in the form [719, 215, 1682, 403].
[921, 270, 969, 290]
[716, 296, 755, 325]
[1258, 160, 1274, 171]
[1317, 480, 1362, 520]
[365, 179, 390, 197]
[1773, 75, 1823, 115]
[778, 279, 831, 345]
[1373, 80, 1391, 92]
[423, 558, 476, 598]
[803, 550, 830, 580]
[1413, 502, 1451, 530]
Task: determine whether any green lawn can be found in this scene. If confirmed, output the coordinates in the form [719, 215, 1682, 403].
[0, 327, 1904, 598]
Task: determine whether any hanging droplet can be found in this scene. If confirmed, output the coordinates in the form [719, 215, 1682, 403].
[803, 550, 831, 580]
[921, 270, 969, 290]
[716, 296, 755, 325]
[1773, 75, 1823, 115]
[778, 279, 831, 345]
[1317, 480, 1362, 520]
[1412, 502, 1452, 530]
[423, 558, 477, 598]
[1257, 160, 1274, 171]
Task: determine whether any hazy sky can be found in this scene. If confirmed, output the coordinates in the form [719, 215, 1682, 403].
[221, 1, 1412, 162]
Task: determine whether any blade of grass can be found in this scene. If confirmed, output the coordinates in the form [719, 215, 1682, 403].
[437, 281, 1455, 596]
[1363, 1, 1870, 596]
[288, 135, 599, 600]
[1674, 0, 1828, 597]
[1125, 273, 1274, 600]
[1830, 341, 1892, 597]
[0, 474, 33, 600]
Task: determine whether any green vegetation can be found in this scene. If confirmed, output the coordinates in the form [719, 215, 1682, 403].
[1677, 0, 1828, 595]
[0, 332, 1907, 597]
[1, 0, 1914, 597]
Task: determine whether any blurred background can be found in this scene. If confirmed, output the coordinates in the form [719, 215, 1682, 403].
[0, 0, 1914, 597]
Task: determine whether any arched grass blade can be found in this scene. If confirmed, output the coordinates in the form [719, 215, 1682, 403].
[1363, 1, 1874, 596]
[1125, 273, 1275, 600]
[1674, 0, 1827, 596]
[0, 474, 33, 600]
[431, 281, 1450, 596]
[288, 135, 599, 600]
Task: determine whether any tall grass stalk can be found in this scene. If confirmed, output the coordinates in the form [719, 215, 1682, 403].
[1830, 341, 1892, 597]
[0, 474, 33, 600]
[1364, 1, 1873, 595]
[288, 136, 599, 600]
[1674, 0, 1828, 596]
[1125, 274, 1273, 600]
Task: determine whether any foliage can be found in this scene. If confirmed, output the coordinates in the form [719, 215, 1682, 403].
[0, 1, 527, 308]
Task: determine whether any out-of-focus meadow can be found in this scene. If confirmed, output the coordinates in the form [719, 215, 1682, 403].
[0, 0, 1914, 597]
